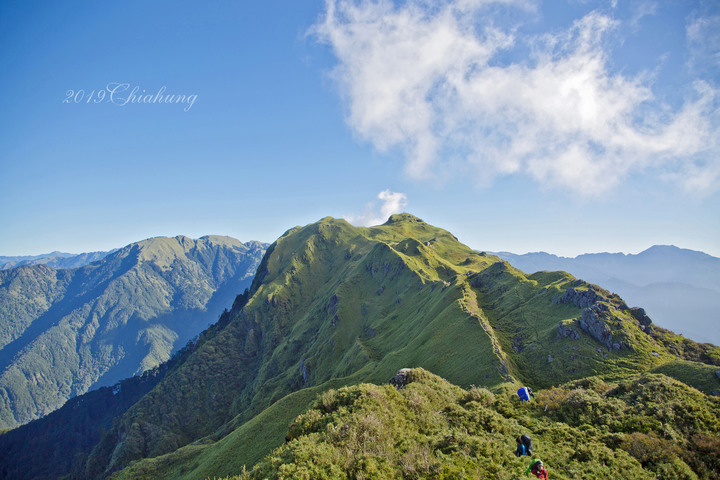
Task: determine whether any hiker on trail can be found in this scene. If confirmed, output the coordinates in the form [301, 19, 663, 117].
[526, 458, 548, 479]
[515, 434, 533, 456]
[517, 386, 534, 401]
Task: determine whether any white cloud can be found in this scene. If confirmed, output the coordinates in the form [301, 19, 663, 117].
[686, 14, 720, 72]
[314, 0, 720, 195]
[345, 190, 408, 226]
[629, 1, 657, 27]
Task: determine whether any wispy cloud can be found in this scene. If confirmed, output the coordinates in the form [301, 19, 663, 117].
[686, 14, 720, 73]
[346, 190, 408, 226]
[629, 1, 657, 27]
[313, 0, 720, 195]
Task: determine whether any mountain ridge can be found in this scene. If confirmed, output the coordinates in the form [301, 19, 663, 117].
[0, 250, 114, 270]
[1, 215, 718, 480]
[85, 214, 718, 479]
[492, 245, 720, 344]
[0, 235, 267, 429]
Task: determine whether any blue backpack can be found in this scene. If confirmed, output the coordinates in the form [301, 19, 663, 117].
[517, 387, 532, 401]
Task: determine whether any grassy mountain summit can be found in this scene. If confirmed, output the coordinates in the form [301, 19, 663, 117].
[0, 235, 266, 429]
[67, 214, 718, 480]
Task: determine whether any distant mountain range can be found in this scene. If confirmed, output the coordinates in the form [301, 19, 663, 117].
[2, 215, 717, 480]
[492, 246, 720, 345]
[0, 250, 114, 270]
[0, 236, 267, 429]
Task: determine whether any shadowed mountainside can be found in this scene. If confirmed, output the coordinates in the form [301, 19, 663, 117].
[0, 236, 267, 429]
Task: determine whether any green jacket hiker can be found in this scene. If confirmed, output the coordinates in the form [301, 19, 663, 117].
[526, 458, 548, 479]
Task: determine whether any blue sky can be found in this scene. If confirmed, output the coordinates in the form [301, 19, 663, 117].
[1, 0, 718, 257]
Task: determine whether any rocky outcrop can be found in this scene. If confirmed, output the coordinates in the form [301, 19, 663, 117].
[554, 286, 642, 350]
[327, 294, 340, 326]
[299, 358, 310, 384]
[630, 307, 653, 332]
[630, 307, 652, 326]
[327, 294, 339, 316]
[389, 368, 413, 389]
[557, 321, 580, 340]
[578, 303, 614, 350]
[470, 273, 489, 289]
[512, 335, 525, 352]
[553, 287, 601, 308]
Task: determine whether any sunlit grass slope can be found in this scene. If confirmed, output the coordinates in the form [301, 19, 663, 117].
[218, 369, 720, 479]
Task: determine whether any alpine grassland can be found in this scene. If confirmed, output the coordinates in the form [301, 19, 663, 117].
[210, 369, 719, 479]
[1, 214, 718, 479]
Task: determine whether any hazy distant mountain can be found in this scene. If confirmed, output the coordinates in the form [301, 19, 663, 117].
[0, 236, 267, 429]
[493, 246, 720, 345]
[0, 250, 113, 270]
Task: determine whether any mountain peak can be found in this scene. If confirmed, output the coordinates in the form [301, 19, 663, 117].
[636, 244, 714, 259]
[383, 212, 424, 225]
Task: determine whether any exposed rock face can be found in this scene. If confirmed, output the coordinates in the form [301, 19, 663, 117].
[389, 368, 413, 389]
[327, 294, 340, 326]
[470, 273, 489, 289]
[557, 321, 580, 340]
[578, 303, 614, 350]
[553, 287, 601, 308]
[327, 294, 339, 315]
[243, 327, 261, 358]
[299, 358, 309, 384]
[630, 307, 652, 326]
[630, 307, 653, 332]
[554, 286, 638, 350]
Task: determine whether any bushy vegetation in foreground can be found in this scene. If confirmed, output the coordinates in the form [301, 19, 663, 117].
[223, 369, 719, 480]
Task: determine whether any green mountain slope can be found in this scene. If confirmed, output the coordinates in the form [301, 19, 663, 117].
[0, 236, 266, 428]
[0, 366, 165, 480]
[77, 214, 719, 479]
[493, 247, 720, 345]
